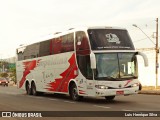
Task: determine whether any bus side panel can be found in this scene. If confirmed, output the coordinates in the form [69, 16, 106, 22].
[16, 61, 26, 90]
[17, 52, 80, 94]
[16, 59, 41, 90]
[44, 52, 78, 93]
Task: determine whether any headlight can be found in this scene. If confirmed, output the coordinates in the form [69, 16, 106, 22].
[131, 83, 139, 87]
[95, 85, 108, 89]
[0, 81, 1, 83]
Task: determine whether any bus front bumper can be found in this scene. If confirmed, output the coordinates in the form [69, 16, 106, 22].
[95, 87, 139, 97]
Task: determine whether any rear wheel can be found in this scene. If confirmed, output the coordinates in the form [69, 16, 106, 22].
[26, 83, 32, 95]
[70, 83, 83, 101]
[31, 82, 37, 96]
[31, 82, 43, 96]
[105, 96, 115, 101]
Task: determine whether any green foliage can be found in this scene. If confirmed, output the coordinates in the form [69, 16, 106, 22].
[10, 68, 17, 84]
[0, 72, 9, 78]
[0, 60, 17, 84]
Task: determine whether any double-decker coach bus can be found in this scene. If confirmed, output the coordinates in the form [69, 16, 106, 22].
[16, 26, 148, 101]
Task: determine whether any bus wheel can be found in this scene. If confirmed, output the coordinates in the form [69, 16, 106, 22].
[26, 83, 32, 95]
[31, 82, 43, 96]
[105, 96, 115, 101]
[31, 82, 37, 96]
[70, 83, 83, 101]
[139, 83, 142, 91]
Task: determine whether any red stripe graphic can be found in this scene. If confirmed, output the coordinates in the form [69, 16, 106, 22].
[79, 90, 86, 94]
[19, 60, 41, 88]
[124, 80, 132, 87]
[46, 53, 78, 92]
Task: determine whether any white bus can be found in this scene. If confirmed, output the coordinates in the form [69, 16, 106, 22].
[16, 26, 148, 101]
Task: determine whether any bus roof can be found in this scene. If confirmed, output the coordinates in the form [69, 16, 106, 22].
[17, 26, 127, 49]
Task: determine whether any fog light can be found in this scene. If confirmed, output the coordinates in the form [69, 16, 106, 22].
[131, 83, 139, 87]
[95, 85, 108, 89]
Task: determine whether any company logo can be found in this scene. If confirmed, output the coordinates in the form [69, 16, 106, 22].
[106, 33, 120, 44]
[1, 112, 42, 117]
[2, 112, 11, 117]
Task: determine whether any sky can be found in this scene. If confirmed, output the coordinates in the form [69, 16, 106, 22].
[0, 0, 160, 58]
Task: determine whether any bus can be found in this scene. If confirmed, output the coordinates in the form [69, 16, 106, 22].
[16, 26, 148, 101]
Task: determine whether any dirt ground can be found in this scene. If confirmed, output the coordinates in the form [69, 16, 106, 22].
[142, 86, 160, 90]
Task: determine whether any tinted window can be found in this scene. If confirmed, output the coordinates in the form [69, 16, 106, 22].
[76, 31, 90, 55]
[39, 40, 51, 57]
[61, 33, 74, 52]
[95, 53, 138, 80]
[17, 33, 74, 60]
[52, 33, 74, 54]
[88, 29, 135, 50]
[17, 43, 40, 61]
[52, 37, 62, 54]
[77, 55, 93, 79]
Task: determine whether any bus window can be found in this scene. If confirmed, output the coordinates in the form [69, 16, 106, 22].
[77, 55, 93, 79]
[61, 33, 74, 53]
[39, 40, 50, 57]
[76, 31, 90, 55]
[52, 37, 62, 54]
[17, 43, 39, 61]
[88, 29, 135, 50]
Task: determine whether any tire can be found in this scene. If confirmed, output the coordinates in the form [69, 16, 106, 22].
[31, 82, 43, 96]
[105, 96, 115, 101]
[139, 83, 142, 91]
[70, 83, 83, 101]
[26, 83, 32, 95]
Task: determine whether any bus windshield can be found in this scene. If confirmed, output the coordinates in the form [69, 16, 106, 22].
[95, 53, 138, 80]
[88, 29, 135, 50]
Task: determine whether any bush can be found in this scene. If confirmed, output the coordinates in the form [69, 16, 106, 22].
[0, 72, 9, 78]
[9, 68, 17, 84]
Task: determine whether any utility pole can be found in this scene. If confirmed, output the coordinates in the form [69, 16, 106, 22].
[155, 18, 159, 89]
[133, 18, 159, 89]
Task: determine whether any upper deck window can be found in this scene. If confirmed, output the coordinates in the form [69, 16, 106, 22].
[87, 29, 135, 50]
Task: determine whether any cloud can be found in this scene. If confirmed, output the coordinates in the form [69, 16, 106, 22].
[0, 0, 160, 58]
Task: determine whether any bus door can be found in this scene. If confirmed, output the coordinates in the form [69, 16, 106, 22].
[75, 31, 95, 96]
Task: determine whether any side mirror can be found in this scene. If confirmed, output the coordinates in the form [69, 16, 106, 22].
[90, 52, 96, 69]
[137, 52, 148, 67]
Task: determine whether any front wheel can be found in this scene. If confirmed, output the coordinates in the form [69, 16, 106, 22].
[70, 83, 83, 101]
[139, 83, 142, 91]
[105, 96, 115, 101]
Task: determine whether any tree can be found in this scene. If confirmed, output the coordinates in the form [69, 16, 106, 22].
[9, 68, 17, 84]
[0, 72, 9, 78]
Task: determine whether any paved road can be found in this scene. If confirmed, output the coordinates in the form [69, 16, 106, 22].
[0, 86, 159, 120]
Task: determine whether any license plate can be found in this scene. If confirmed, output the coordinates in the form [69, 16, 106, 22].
[116, 91, 124, 95]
